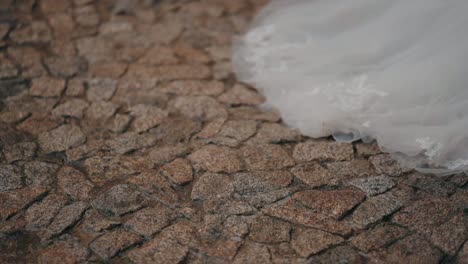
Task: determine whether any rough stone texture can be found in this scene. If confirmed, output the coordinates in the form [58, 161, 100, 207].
[233, 243, 271, 264]
[106, 132, 156, 154]
[355, 141, 382, 157]
[0, 165, 22, 191]
[0, 24, 9, 39]
[291, 228, 344, 258]
[43, 56, 87, 78]
[427, 214, 467, 255]
[213, 120, 257, 146]
[249, 215, 291, 243]
[160, 80, 224, 96]
[457, 242, 468, 264]
[2, 142, 37, 163]
[308, 245, 365, 264]
[57, 167, 94, 201]
[129, 104, 168, 132]
[218, 83, 265, 105]
[350, 224, 409, 252]
[86, 78, 117, 102]
[128, 232, 190, 264]
[0, 1, 465, 262]
[293, 141, 354, 162]
[349, 175, 396, 196]
[10, 21, 52, 44]
[89, 229, 142, 260]
[37, 235, 89, 264]
[405, 172, 457, 197]
[23, 161, 60, 187]
[127, 64, 211, 81]
[241, 144, 295, 171]
[125, 205, 175, 237]
[369, 154, 406, 177]
[291, 162, 335, 187]
[151, 116, 201, 143]
[0, 187, 48, 220]
[85, 101, 118, 121]
[191, 172, 234, 200]
[249, 122, 301, 144]
[108, 114, 132, 133]
[160, 158, 193, 185]
[148, 144, 189, 164]
[228, 106, 281, 122]
[232, 171, 293, 195]
[349, 192, 402, 229]
[66, 78, 86, 96]
[264, 200, 353, 236]
[92, 184, 145, 216]
[393, 198, 457, 232]
[293, 189, 366, 220]
[189, 145, 242, 173]
[170, 95, 227, 121]
[25, 193, 68, 232]
[369, 235, 443, 264]
[326, 159, 374, 179]
[38, 124, 86, 153]
[41, 202, 88, 241]
[17, 113, 61, 136]
[29, 77, 66, 97]
[52, 99, 89, 119]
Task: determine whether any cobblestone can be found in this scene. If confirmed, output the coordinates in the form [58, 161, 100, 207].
[0, 1, 464, 262]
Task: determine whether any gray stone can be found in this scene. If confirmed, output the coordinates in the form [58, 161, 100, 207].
[85, 101, 118, 121]
[38, 125, 86, 153]
[160, 158, 193, 185]
[369, 235, 443, 264]
[189, 145, 242, 173]
[0, 186, 48, 220]
[129, 104, 168, 132]
[191, 172, 234, 200]
[41, 202, 88, 240]
[232, 171, 293, 195]
[37, 235, 89, 264]
[29, 77, 66, 97]
[106, 132, 156, 154]
[349, 175, 396, 196]
[249, 123, 301, 144]
[405, 172, 457, 197]
[369, 154, 406, 177]
[218, 83, 265, 105]
[170, 95, 227, 121]
[349, 192, 402, 228]
[0, 165, 22, 191]
[23, 161, 60, 187]
[86, 78, 118, 102]
[291, 228, 344, 258]
[10, 21, 52, 44]
[293, 140, 354, 162]
[25, 193, 67, 231]
[89, 229, 142, 260]
[51, 99, 89, 119]
[57, 166, 94, 201]
[249, 215, 291, 243]
[350, 224, 408, 252]
[241, 144, 295, 171]
[125, 205, 175, 237]
[44, 56, 87, 78]
[92, 184, 145, 216]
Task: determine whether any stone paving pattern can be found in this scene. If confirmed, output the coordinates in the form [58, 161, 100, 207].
[0, 0, 467, 263]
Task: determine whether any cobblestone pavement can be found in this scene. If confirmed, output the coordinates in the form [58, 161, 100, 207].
[0, 0, 467, 263]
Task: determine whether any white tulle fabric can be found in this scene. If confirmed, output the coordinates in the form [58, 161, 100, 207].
[233, 0, 468, 175]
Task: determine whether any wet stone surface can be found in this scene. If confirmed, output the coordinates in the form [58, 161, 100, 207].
[0, 0, 466, 263]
